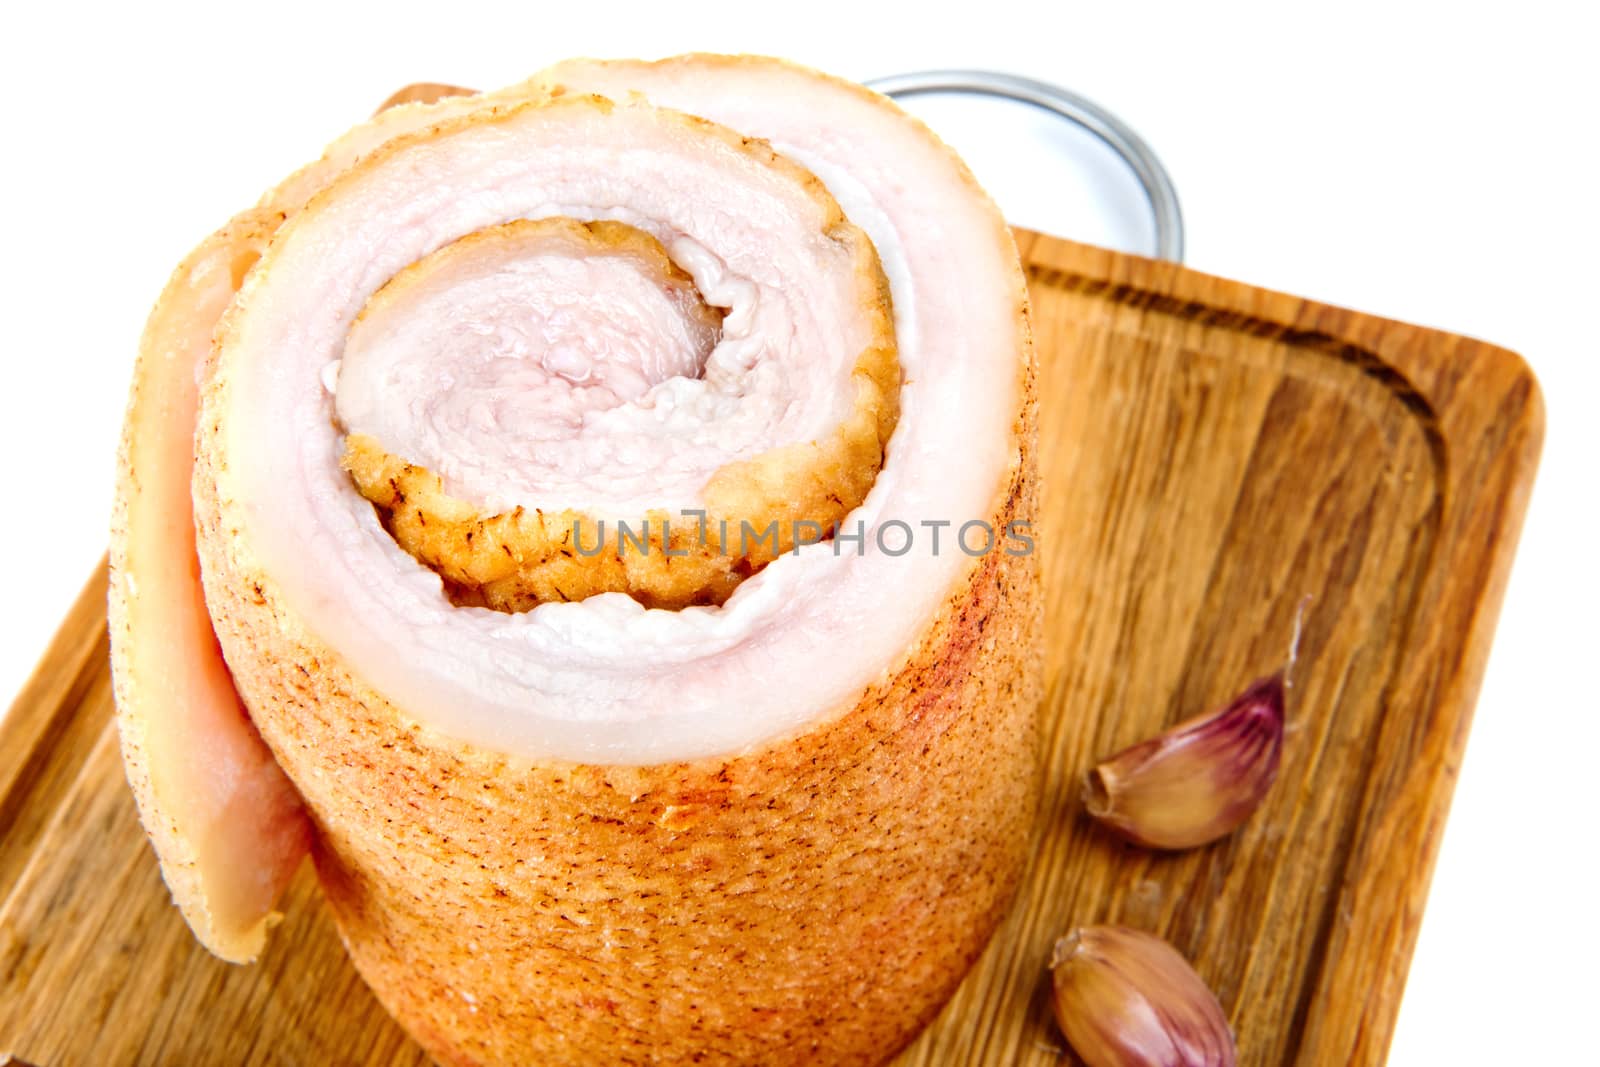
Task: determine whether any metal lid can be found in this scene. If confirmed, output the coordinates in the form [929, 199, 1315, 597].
[867, 70, 1185, 262]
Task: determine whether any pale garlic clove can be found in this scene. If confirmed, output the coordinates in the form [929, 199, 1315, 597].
[1083, 673, 1285, 850]
[1050, 925, 1237, 1067]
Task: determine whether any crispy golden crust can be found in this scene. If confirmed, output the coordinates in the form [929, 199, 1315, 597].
[344, 435, 746, 610]
[336, 143, 899, 613]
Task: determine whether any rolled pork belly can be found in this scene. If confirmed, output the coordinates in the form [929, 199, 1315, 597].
[111, 55, 1040, 1066]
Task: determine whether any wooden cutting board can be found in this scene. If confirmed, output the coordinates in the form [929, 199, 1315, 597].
[0, 228, 1541, 1066]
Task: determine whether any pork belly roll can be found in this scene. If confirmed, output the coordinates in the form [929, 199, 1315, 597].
[112, 55, 1040, 1066]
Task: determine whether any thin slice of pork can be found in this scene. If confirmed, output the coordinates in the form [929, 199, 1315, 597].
[109, 209, 310, 962]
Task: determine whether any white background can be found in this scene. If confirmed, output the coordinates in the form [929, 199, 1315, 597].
[2, 1, 1594, 1061]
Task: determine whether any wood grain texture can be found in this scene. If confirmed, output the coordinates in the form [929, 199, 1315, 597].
[0, 229, 1541, 1066]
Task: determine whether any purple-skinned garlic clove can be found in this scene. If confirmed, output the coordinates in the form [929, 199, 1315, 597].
[1050, 924, 1237, 1067]
[1083, 673, 1285, 850]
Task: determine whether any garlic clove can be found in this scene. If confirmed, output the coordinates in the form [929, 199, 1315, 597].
[1083, 673, 1285, 850]
[1050, 925, 1237, 1067]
